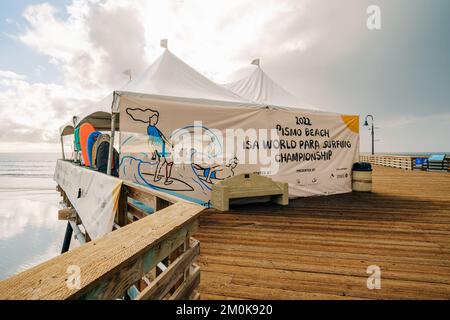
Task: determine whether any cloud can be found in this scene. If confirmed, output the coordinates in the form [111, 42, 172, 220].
[0, 76, 92, 144]
[0, 198, 60, 241]
[1, 0, 448, 152]
[383, 113, 450, 129]
[0, 0, 153, 151]
[0, 70, 27, 80]
[2, 0, 327, 151]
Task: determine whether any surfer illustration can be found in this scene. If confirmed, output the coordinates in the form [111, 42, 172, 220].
[126, 107, 174, 185]
[147, 111, 174, 185]
[192, 157, 238, 183]
[205, 136, 221, 164]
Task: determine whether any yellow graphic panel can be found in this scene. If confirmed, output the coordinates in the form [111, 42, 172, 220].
[341, 115, 359, 134]
[112, 181, 123, 213]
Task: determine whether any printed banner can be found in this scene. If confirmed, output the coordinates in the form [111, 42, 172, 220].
[118, 94, 359, 207]
[54, 160, 122, 239]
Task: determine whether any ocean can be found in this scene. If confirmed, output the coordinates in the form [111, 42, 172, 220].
[0, 153, 66, 280]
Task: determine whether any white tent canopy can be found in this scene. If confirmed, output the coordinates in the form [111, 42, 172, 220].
[124, 49, 247, 103]
[223, 62, 319, 110]
[59, 121, 74, 136]
[72, 48, 249, 132]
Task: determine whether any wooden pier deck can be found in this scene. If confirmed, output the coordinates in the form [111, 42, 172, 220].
[196, 166, 450, 299]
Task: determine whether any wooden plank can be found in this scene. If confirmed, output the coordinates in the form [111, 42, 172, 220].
[117, 186, 128, 227]
[58, 208, 76, 221]
[189, 290, 200, 300]
[124, 181, 182, 206]
[197, 165, 450, 299]
[82, 222, 198, 299]
[125, 185, 156, 209]
[136, 239, 200, 300]
[212, 174, 288, 211]
[169, 264, 201, 300]
[0, 202, 204, 300]
[360, 154, 423, 170]
[128, 201, 148, 220]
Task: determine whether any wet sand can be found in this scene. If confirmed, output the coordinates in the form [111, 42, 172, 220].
[0, 154, 67, 280]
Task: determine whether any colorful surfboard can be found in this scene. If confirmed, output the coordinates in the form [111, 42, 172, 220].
[74, 127, 81, 151]
[79, 123, 95, 167]
[92, 134, 110, 169]
[87, 131, 102, 168]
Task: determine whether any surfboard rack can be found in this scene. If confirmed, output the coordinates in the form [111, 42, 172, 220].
[211, 173, 289, 211]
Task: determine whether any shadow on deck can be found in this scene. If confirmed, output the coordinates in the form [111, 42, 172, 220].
[196, 166, 450, 299]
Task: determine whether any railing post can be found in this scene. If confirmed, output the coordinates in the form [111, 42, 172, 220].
[60, 136, 66, 160]
[117, 185, 128, 227]
[107, 112, 117, 176]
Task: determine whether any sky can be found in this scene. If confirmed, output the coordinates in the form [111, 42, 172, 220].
[0, 0, 449, 153]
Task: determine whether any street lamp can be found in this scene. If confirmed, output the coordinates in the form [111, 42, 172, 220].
[363, 115, 375, 155]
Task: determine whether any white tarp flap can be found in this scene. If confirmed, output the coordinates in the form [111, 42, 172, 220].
[223, 65, 318, 110]
[118, 93, 359, 207]
[54, 160, 122, 239]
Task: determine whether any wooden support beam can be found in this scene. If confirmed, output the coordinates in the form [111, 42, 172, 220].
[136, 239, 199, 300]
[123, 181, 181, 207]
[125, 185, 155, 210]
[169, 264, 200, 300]
[117, 186, 128, 227]
[58, 208, 77, 221]
[81, 222, 197, 299]
[127, 201, 148, 220]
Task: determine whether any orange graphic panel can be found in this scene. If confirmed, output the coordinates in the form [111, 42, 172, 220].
[341, 115, 359, 134]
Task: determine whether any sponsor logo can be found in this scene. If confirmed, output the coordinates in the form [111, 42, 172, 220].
[330, 169, 350, 180]
[296, 175, 319, 186]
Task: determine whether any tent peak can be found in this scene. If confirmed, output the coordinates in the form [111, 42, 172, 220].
[251, 58, 260, 67]
[160, 39, 168, 49]
[223, 63, 319, 109]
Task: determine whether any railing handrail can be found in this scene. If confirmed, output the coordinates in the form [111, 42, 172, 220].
[360, 154, 415, 159]
[123, 180, 183, 205]
[0, 202, 204, 300]
[360, 154, 450, 171]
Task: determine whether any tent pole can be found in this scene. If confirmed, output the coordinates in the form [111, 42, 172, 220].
[107, 113, 117, 175]
[60, 135, 66, 160]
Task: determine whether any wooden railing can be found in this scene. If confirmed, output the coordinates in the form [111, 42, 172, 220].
[0, 201, 203, 300]
[118, 181, 183, 226]
[359, 154, 449, 171]
[360, 154, 415, 170]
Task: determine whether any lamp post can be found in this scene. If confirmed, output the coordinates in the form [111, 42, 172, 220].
[363, 115, 375, 155]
